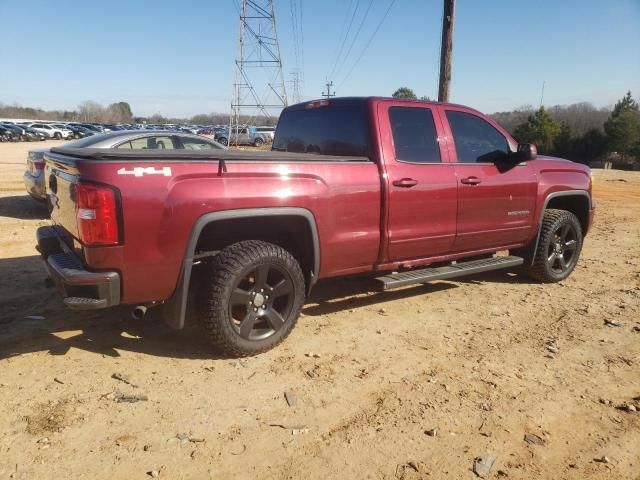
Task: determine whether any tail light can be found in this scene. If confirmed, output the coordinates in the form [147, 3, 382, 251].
[75, 182, 121, 246]
[33, 160, 45, 171]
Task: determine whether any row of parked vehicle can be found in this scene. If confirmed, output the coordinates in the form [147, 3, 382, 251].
[1, 120, 277, 145]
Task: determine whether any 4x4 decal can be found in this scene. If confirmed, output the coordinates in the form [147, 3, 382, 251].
[117, 166, 172, 177]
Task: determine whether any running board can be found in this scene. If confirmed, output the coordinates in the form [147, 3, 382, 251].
[375, 256, 524, 290]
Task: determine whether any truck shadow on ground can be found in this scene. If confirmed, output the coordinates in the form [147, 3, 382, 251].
[0, 195, 49, 220]
[0, 255, 534, 361]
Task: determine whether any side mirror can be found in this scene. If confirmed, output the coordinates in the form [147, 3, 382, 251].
[517, 143, 537, 161]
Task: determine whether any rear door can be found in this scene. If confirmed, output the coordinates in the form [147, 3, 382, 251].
[439, 107, 537, 251]
[379, 101, 458, 261]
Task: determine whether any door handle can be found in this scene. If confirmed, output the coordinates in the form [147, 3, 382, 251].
[393, 178, 418, 188]
[460, 176, 481, 185]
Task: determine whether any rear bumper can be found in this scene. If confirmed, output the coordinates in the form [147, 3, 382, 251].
[37, 226, 121, 310]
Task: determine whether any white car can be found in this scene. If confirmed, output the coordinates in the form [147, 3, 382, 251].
[28, 123, 73, 140]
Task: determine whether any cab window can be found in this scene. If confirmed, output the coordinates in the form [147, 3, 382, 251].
[389, 106, 441, 163]
[445, 110, 509, 163]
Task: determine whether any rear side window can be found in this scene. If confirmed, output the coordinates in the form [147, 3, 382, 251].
[116, 136, 177, 150]
[179, 137, 222, 150]
[389, 107, 441, 163]
[273, 104, 369, 157]
[445, 110, 509, 163]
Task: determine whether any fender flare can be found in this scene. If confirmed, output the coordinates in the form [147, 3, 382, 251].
[529, 189, 591, 265]
[162, 207, 320, 329]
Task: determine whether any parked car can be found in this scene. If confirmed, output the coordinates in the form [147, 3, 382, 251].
[22, 125, 48, 141]
[23, 149, 49, 200]
[28, 123, 73, 140]
[76, 124, 103, 133]
[255, 126, 276, 141]
[54, 124, 93, 139]
[216, 126, 270, 147]
[38, 97, 594, 357]
[1, 123, 28, 141]
[22, 131, 224, 202]
[0, 125, 20, 142]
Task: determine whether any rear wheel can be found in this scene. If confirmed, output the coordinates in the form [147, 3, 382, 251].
[254, 137, 264, 147]
[197, 240, 305, 356]
[525, 209, 583, 282]
[218, 137, 228, 146]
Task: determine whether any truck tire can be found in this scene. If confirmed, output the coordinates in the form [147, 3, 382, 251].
[254, 137, 264, 147]
[218, 137, 228, 146]
[197, 240, 305, 356]
[525, 209, 583, 283]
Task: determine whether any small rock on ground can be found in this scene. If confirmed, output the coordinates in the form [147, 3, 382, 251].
[284, 391, 297, 407]
[524, 433, 545, 446]
[473, 455, 496, 478]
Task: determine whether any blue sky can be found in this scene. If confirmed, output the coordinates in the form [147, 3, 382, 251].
[1, 0, 638, 117]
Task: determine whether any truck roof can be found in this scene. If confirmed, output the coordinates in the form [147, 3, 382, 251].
[287, 96, 474, 112]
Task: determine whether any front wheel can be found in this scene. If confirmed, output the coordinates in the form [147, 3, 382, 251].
[526, 209, 583, 282]
[54, 132, 62, 140]
[197, 240, 305, 356]
[218, 137, 228, 146]
[254, 137, 264, 147]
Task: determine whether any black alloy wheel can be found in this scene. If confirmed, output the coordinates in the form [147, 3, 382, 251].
[526, 209, 583, 282]
[197, 240, 305, 356]
[229, 263, 295, 340]
[546, 222, 579, 274]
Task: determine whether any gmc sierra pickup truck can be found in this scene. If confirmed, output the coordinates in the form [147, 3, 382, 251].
[37, 97, 595, 356]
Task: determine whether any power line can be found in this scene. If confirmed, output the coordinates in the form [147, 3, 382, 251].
[288, 0, 304, 100]
[332, 0, 374, 81]
[329, 0, 361, 80]
[325, 0, 356, 79]
[338, 0, 398, 89]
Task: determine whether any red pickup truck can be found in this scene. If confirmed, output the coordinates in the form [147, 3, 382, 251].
[38, 97, 595, 355]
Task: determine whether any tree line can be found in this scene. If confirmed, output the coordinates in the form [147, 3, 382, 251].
[0, 100, 277, 126]
[508, 92, 639, 167]
[391, 87, 640, 168]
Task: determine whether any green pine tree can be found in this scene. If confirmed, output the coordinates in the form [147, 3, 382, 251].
[604, 91, 640, 162]
[513, 106, 560, 153]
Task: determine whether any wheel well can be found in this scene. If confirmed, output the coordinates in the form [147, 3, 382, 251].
[195, 215, 316, 287]
[546, 195, 590, 235]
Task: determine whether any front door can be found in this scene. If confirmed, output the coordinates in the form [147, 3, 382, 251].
[379, 102, 458, 262]
[440, 107, 537, 252]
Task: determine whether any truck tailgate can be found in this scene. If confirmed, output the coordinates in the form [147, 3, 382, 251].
[44, 151, 82, 240]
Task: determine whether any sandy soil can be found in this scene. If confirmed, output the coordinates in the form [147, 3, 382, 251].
[0, 140, 638, 480]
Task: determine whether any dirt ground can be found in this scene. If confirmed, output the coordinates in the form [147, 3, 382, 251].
[0, 140, 638, 480]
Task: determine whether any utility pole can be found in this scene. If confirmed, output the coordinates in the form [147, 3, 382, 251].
[230, 0, 287, 145]
[437, 0, 455, 102]
[321, 81, 335, 99]
[539, 80, 546, 108]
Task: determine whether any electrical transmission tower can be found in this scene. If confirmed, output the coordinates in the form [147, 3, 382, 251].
[230, 0, 288, 145]
[289, 70, 302, 104]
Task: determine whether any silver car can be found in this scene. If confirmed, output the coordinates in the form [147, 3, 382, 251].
[23, 149, 49, 200]
[23, 131, 225, 200]
[216, 126, 270, 147]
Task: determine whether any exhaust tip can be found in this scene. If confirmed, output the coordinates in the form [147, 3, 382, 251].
[131, 305, 148, 320]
